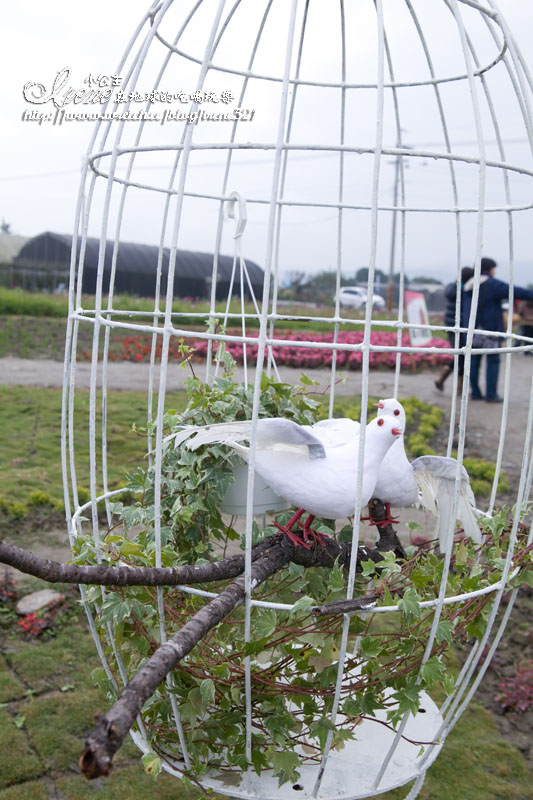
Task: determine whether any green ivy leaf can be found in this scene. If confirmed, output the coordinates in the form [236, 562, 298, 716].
[359, 636, 382, 659]
[251, 747, 266, 775]
[398, 588, 421, 621]
[119, 540, 144, 558]
[309, 716, 335, 750]
[200, 678, 215, 706]
[329, 562, 345, 592]
[360, 560, 376, 577]
[141, 750, 162, 778]
[442, 671, 456, 695]
[420, 656, 446, 686]
[271, 749, 300, 786]
[291, 595, 316, 615]
[254, 609, 278, 638]
[338, 524, 354, 542]
[308, 651, 332, 674]
[390, 682, 421, 721]
[521, 569, 533, 588]
[342, 698, 363, 717]
[99, 593, 134, 625]
[230, 685, 242, 706]
[379, 551, 402, 576]
[435, 619, 453, 644]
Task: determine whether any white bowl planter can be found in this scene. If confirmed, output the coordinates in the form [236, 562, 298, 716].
[220, 462, 290, 516]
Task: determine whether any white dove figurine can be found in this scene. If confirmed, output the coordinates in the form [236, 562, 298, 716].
[374, 398, 482, 553]
[171, 415, 401, 548]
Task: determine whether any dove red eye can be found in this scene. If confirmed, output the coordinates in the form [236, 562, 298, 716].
[377, 418, 384, 426]
[394, 409, 400, 416]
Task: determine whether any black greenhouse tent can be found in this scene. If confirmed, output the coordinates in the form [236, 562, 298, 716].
[14, 232, 264, 299]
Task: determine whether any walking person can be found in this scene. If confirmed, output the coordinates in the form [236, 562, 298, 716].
[462, 257, 533, 403]
[435, 267, 474, 394]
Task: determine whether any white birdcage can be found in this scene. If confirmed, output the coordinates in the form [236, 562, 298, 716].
[62, 1, 533, 798]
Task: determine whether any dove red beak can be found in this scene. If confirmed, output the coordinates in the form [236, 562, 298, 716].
[375, 402, 385, 409]
[392, 427, 402, 436]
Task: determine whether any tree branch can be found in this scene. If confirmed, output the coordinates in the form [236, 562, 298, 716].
[369, 497, 407, 559]
[312, 595, 382, 616]
[79, 535, 295, 778]
[0, 534, 385, 587]
[0, 537, 273, 587]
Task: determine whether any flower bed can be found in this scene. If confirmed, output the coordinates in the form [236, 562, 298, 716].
[86, 329, 451, 371]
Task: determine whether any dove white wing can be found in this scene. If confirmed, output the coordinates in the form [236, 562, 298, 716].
[307, 418, 360, 449]
[411, 455, 482, 553]
[172, 418, 326, 458]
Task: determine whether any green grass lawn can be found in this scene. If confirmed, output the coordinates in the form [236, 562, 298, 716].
[0, 579, 531, 800]
[0, 386, 188, 509]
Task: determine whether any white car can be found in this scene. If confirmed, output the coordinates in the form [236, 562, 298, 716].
[336, 286, 386, 310]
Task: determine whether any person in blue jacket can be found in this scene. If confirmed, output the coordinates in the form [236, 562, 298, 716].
[462, 257, 533, 403]
[435, 266, 474, 394]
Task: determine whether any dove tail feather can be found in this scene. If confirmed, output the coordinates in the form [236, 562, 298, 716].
[414, 470, 483, 553]
[413, 471, 438, 516]
[456, 492, 483, 545]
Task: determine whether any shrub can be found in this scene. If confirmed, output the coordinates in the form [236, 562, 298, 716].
[8, 501, 28, 520]
[53, 498, 66, 514]
[27, 490, 53, 507]
[472, 479, 492, 498]
[76, 486, 91, 506]
[497, 660, 533, 713]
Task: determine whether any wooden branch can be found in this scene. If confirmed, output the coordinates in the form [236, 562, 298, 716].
[0, 535, 385, 587]
[79, 536, 295, 779]
[0, 537, 273, 587]
[312, 594, 382, 616]
[368, 498, 407, 559]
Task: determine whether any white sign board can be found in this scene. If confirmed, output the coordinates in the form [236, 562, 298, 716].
[405, 290, 432, 346]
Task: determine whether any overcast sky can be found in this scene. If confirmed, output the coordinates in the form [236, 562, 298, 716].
[2, 0, 533, 286]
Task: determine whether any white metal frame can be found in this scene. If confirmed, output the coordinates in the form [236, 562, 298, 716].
[62, 1, 533, 798]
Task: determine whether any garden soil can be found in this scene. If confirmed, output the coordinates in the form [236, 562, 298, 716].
[1, 354, 532, 769]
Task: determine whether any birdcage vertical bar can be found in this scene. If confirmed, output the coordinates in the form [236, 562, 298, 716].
[381, 10, 409, 400]
[418, 374, 533, 775]
[313, 0, 387, 792]
[327, 1, 347, 420]
[242, 0, 300, 769]
[402, 0, 463, 434]
[143, 4, 231, 775]
[268, 0, 309, 382]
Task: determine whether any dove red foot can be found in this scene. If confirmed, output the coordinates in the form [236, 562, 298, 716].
[361, 501, 399, 527]
[272, 508, 330, 550]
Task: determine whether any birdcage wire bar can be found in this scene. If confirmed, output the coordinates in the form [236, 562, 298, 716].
[61, 0, 533, 798]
